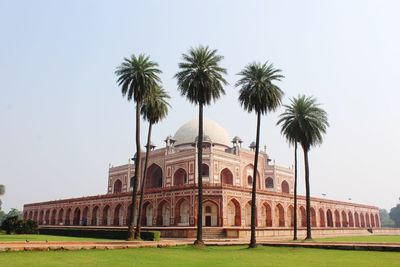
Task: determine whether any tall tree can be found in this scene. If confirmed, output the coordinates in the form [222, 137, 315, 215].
[389, 204, 400, 227]
[236, 62, 284, 248]
[283, 95, 328, 240]
[175, 46, 227, 246]
[115, 54, 162, 240]
[136, 85, 170, 237]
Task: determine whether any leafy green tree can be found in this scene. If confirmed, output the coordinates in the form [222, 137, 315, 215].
[175, 46, 227, 246]
[136, 85, 170, 237]
[277, 99, 304, 240]
[236, 62, 284, 248]
[380, 209, 395, 227]
[389, 204, 400, 227]
[281, 95, 328, 240]
[115, 54, 162, 240]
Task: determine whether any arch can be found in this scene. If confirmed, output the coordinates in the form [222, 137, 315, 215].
[126, 203, 138, 227]
[259, 202, 272, 227]
[65, 208, 71, 226]
[311, 207, 317, 227]
[288, 205, 294, 227]
[360, 213, 365, 228]
[157, 200, 171, 226]
[113, 179, 122, 193]
[113, 204, 124, 226]
[326, 209, 333, 227]
[265, 177, 274, 189]
[370, 213, 375, 227]
[50, 209, 57, 225]
[375, 214, 380, 228]
[341, 210, 348, 227]
[354, 212, 360, 227]
[275, 204, 285, 227]
[33, 211, 38, 222]
[281, 180, 289, 194]
[145, 164, 163, 189]
[334, 210, 341, 227]
[57, 209, 64, 225]
[201, 163, 209, 177]
[220, 168, 234, 185]
[39, 210, 44, 225]
[176, 198, 190, 226]
[91, 206, 100, 226]
[247, 175, 253, 186]
[102, 205, 111, 226]
[203, 201, 218, 226]
[28, 211, 33, 220]
[348, 211, 354, 227]
[365, 213, 371, 227]
[227, 198, 241, 226]
[300, 206, 306, 227]
[44, 210, 50, 225]
[244, 201, 252, 226]
[173, 168, 187, 186]
[81, 207, 89, 226]
[73, 208, 81, 226]
[319, 208, 325, 227]
[243, 164, 261, 189]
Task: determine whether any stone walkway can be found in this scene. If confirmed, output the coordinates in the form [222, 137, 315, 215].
[1, 239, 400, 252]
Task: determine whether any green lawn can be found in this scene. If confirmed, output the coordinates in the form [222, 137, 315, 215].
[0, 232, 117, 242]
[0, 245, 399, 267]
[315, 235, 400, 243]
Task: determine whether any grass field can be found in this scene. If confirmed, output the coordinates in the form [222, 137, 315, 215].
[0, 232, 115, 242]
[0, 245, 399, 267]
[315, 235, 400, 243]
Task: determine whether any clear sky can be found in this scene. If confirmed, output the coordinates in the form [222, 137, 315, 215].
[1, 0, 399, 213]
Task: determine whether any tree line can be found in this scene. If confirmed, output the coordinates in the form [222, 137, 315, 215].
[115, 45, 329, 247]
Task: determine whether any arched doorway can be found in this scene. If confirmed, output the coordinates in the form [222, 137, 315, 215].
[201, 163, 209, 177]
[113, 204, 124, 226]
[262, 202, 272, 227]
[311, 207, 317, 227]
[326, 209, 333, 227]
[244, 202, 252, 226]
[366, 213, 371, 227]
[157, 201, 171, 226]
[341, 211, 348, 227]
[57, 209, 64, 225]
[44, 210, 50, 225]
[348, 212, 354, 227]
[113, 179, 122, 193]
[360, 213, 365, 228]
[102, 205, 110, 226]
[227, 199, 241, 226]
[300, 206, 306, 227]
[319, 208, 325, 227]
[334, 210, 341, 227]
[220, 168, 234, 185]
[38, 210, 44, 225]
[265, 177, 274, 189]
[288, 205, 294, 227]
[281, 180, 289, 193]
[50, 209, 56, 225]
[73, 208, 81, 226]
[82, 207, 89, 226]
[173, 168, 187, 186]
[276, 204, 285, 227]
[243, 164, 260, 189]
[203, 201, 218, 226]
[375, 214, 380, 227]
[355, 212, 360, 227]
[92, 206, 100, 226]
[145, 164, 163, 189]
[176, 199, 189, 226]
[33, 211, 38, 222]
[65, 209, 71, 226]
[370, 214, 375, 227]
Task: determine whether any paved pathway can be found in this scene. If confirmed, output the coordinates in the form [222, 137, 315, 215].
[1, 239, 400, 252]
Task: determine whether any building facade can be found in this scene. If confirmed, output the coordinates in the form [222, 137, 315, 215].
[23, 118, 380, 236]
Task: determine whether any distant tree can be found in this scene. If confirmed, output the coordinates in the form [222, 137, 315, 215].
[115, 54, 162, 240]
[136, 85, 170, 237]
[389, 204, 400, 227]
[380, 209, 395, 227]
[0, 185, 4, 211]
[236, 62, 284, 248]
[175, 46, 227, 246]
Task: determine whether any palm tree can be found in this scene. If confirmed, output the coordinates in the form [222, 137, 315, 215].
[277, 101, 303, 240]
[136, 85, 170, 238]
[278, 95, 328, 240]
[115, 54, 162, 240]
[175, 46, 227, 246]
[236, 62, 284, 248]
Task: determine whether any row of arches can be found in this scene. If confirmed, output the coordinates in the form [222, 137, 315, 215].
[113, 164, 289, 193]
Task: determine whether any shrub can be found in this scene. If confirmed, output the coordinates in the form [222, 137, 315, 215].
[1, 217, 38, 234]
[141, 231, 161, 241]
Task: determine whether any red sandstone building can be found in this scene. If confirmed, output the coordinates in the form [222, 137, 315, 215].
[23, 118, 380, 238]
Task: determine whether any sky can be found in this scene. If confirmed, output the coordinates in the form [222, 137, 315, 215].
[0, 0, 399, 213]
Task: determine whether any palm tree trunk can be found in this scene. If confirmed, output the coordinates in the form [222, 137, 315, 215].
[249, 111, 261, 248]
[128, 103, 141, 240]
[136, 122, 153, 239]
[194, 103, 204, 246]
[303, 148, 312, 240]
[293, 142, 298, 240]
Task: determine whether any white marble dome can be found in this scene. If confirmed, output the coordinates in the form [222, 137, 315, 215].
[174, 118, 231, 147]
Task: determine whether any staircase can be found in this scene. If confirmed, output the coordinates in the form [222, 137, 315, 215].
[202, 228, 226, 239]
